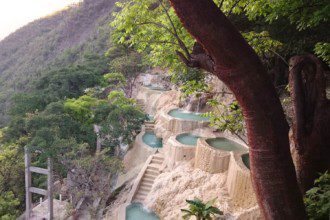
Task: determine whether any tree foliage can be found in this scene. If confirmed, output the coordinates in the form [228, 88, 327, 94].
[181, 198, 223, 220]
[64, 147, 123, 218]
[100, 91, 146, 150]
[106, 45, 146, 97]
[0, 144, 24, 218]
[0, 47, 146, 216]
[314, 43, 330, 65]
[204, 100, 245, 143]
[111, 0, 195, 73]
[0, 191, 20, 220]
[304, 171, 330, 220]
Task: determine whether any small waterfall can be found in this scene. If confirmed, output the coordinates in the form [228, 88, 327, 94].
[195, 97, 201, 113]
[184, 95, 193, 112]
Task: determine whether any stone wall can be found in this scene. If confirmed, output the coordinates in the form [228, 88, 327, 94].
[123, 129, 157, 170]
[194, 138, 232, 173]
[226, 153, 257, 209]
[135, 86, 167, 115]
[164, 134, 197, 168]
[156, 109, 210, 137]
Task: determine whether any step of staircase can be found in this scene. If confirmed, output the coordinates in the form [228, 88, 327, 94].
[141, 177, 155, 184]
[150, 159, 163, 165]
[145, 169, 159, 176]
[132, 154, 165, 203]
[145, 125, 155, 128]
[139, 185, 152, 191]
[137, 188, 150, 195]
[148, 165, 160, 171]
[140, 182, 153, 188]
[153, 155, 164, 160]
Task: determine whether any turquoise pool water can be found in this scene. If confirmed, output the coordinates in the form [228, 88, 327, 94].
[176, 133, 201, 146]
[147, 115, 154, 121]
[242, 153, 250, 169]
[126, 203, 159, 220]
[142, 132, 163, 148]
[168, 109, 209, 121]
[145, 85, 169, 91]
[206, 138, 246, 151]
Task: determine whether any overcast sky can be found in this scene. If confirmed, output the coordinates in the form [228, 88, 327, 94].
[0, 0, 81, 40]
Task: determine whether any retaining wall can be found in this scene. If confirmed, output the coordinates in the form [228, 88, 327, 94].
[164, 133, 197, 168]
[226, 152, 257, 208]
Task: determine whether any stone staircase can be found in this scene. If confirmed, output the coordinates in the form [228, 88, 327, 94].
[132, 153, 164, 203]
[136, 98, 155, 132]
[145, 121, 155, 132]
[136, 99, 146, 111]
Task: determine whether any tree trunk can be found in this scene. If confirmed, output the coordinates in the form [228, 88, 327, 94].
[168, 0, 306, 219]
[289, 54, 330, 192]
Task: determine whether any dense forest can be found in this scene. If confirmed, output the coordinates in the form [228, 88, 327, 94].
[0, 0, 117, 126]
[0, 0, 147, 218]
[0, 0, 329, 219]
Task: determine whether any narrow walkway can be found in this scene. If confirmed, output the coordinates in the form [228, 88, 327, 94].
[137, 98, 156, 132]
[132, 153, 164, 203]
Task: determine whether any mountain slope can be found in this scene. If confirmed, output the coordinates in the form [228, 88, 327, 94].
[0, 0, 116, 126]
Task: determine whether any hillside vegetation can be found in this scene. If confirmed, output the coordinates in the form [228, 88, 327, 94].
[0, 0, 150, 217]
[0, 0, 116, 126]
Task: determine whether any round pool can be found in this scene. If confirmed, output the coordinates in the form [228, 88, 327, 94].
[142, 132, 163, 148]
[206, 138, 246, 152]
[126, 203, 159, 220]
[242, 153, 250, 169]
[176, 133, 201, 146]
[168, 109, 209, 121]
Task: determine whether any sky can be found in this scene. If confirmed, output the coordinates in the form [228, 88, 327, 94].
[0, 0, 81, 40]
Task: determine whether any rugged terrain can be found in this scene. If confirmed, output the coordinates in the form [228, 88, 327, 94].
[0, 0, 116, 126]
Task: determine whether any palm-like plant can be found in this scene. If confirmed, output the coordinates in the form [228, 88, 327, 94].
[181, 198, 223, 220]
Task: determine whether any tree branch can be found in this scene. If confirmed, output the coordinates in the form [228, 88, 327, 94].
[138, 39, 180, 46]
[157, 0, 191, 58]
[227, 0, 241, 17]
[136, 21, 174, 36]
[269, 49, 288, 66]
[219, 0, 225, 10]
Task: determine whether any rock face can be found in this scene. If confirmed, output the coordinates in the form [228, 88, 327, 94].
[181, 92, 213, 112]
[135, 86, 168, 115]
[132, 69, 172, 116]
[154, 90, 181, 139]
[145, 162, 230, 219]
[144, 162, 260, 220]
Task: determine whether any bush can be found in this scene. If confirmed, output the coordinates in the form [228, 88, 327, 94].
[304, 171, 330, 220]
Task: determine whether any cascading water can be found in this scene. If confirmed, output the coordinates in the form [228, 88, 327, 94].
[195, 97, 201, 113]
